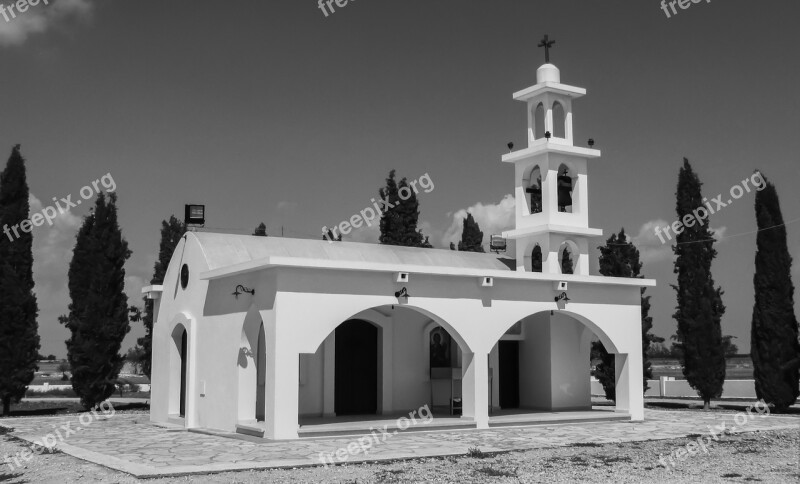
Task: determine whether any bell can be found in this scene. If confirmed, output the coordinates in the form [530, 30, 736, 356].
[557, 174, 573, 210]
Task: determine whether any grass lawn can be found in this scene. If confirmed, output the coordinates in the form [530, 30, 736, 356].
[0, 400, 149, 418]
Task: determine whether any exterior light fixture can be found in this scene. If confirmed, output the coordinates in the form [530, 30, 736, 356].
[588, 138, 595, 148]
[507, 142, 514, 152]
[232, 284, 255, 299]
[490, 235, 507, 253]
[185, 204, 206, 227]
[545, 131, 551, 140]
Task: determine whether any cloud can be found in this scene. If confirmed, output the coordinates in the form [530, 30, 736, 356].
[29, 192, 83, 355]
[277, 201, 298, 211]
[28, 193, 147, 357]
[441, 194, 516, 248]
[632, 219, 676, 265]
[347, 220, 380, 244]
[633, 219, 728, 265]
[0, 0, 93, 47]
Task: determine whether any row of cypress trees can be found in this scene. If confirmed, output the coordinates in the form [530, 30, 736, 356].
[0, 145, 170, 411]
[591, 159, 798, 412]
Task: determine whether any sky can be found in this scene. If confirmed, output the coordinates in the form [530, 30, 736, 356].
[0, 0, 798, 358]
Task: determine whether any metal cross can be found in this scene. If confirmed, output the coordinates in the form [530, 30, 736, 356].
[538, 35, 555, 63]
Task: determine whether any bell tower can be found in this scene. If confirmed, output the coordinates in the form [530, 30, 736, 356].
[502, 37, 603, 275]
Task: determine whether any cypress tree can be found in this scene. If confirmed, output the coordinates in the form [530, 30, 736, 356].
[137, 216, 185, 378]
[592, 229, 663, 400]
[379, 170, 432, 248]
[751, 174, 799, 412]
[0, 145, 40, 416]
[60, 193, 132, 409]
[457, 213, 485, 252]
[672, 158, 726, 409]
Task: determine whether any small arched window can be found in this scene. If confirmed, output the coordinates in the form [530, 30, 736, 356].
[531, 244, 543, 273]
[526, 166, 542, 214]
[552, 102, 566, 138]
[534, 103, 545, 140]
[558, 242, 577, 275]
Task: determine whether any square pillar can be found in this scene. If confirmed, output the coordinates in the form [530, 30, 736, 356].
[461, 351, 489, 428]
[264, 336, 300, 439]
[322, 333, 335, 418]
[614, 353, 644, 421]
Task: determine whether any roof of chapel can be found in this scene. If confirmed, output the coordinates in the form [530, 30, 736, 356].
[190, 232, 654, 288]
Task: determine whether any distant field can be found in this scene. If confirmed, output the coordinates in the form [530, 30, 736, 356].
[650, 356, 754, 380]
[31, 361, 150, 385]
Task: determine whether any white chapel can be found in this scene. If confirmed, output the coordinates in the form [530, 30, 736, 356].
[145, 53, 655, 440]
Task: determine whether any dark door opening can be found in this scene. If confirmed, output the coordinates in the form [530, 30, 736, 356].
[335, 320, 378, 415]
[256, 323, 266, 422]
[179, 330, 188, 417]
[498, 341, 520, 409]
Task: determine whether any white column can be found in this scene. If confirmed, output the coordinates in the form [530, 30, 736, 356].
[614, 353, 644, 421]
[264, 333, 300, 439]
[489, 346, 500, 412]
[462, 351, 489, 429]
[381, 325, 394, 414]
[322, 333, 335, 417]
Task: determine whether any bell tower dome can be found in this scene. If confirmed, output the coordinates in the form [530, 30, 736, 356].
[502, 36, 603, 276]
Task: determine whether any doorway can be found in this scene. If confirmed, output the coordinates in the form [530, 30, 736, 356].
[179, 329, 188, 417]
[498, 341, 520, 409]
[255, 323, 266, 421]
[334, 320, 378, 415]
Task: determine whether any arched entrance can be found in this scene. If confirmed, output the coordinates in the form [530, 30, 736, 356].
[170, 324, 189, 418]
[238, 308, 267, 424]
[490, 311, 600, 414]
[179, 330, 187, 417]
[255, 323, 266, 421]
[334, 319, 378, 415]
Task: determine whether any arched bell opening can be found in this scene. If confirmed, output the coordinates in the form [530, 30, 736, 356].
[552, 101, 566, 139]
[557, 240, 579, 275]
[531, 244, 543, 273]
[556, 163, 576, 213]
[533, 103, 546, 140]
[525, 166, 543, 214]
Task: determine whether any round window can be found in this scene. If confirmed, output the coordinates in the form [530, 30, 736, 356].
[180, 264, 189, 289]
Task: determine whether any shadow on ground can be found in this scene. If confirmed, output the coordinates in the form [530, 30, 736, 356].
[645, 401, 800, 414]
[1, 402, 149, 418]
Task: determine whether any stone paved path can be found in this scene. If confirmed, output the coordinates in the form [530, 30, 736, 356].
[1, 409, 797, 478]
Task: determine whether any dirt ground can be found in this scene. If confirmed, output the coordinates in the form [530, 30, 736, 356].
[1, 424, 797, 483]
